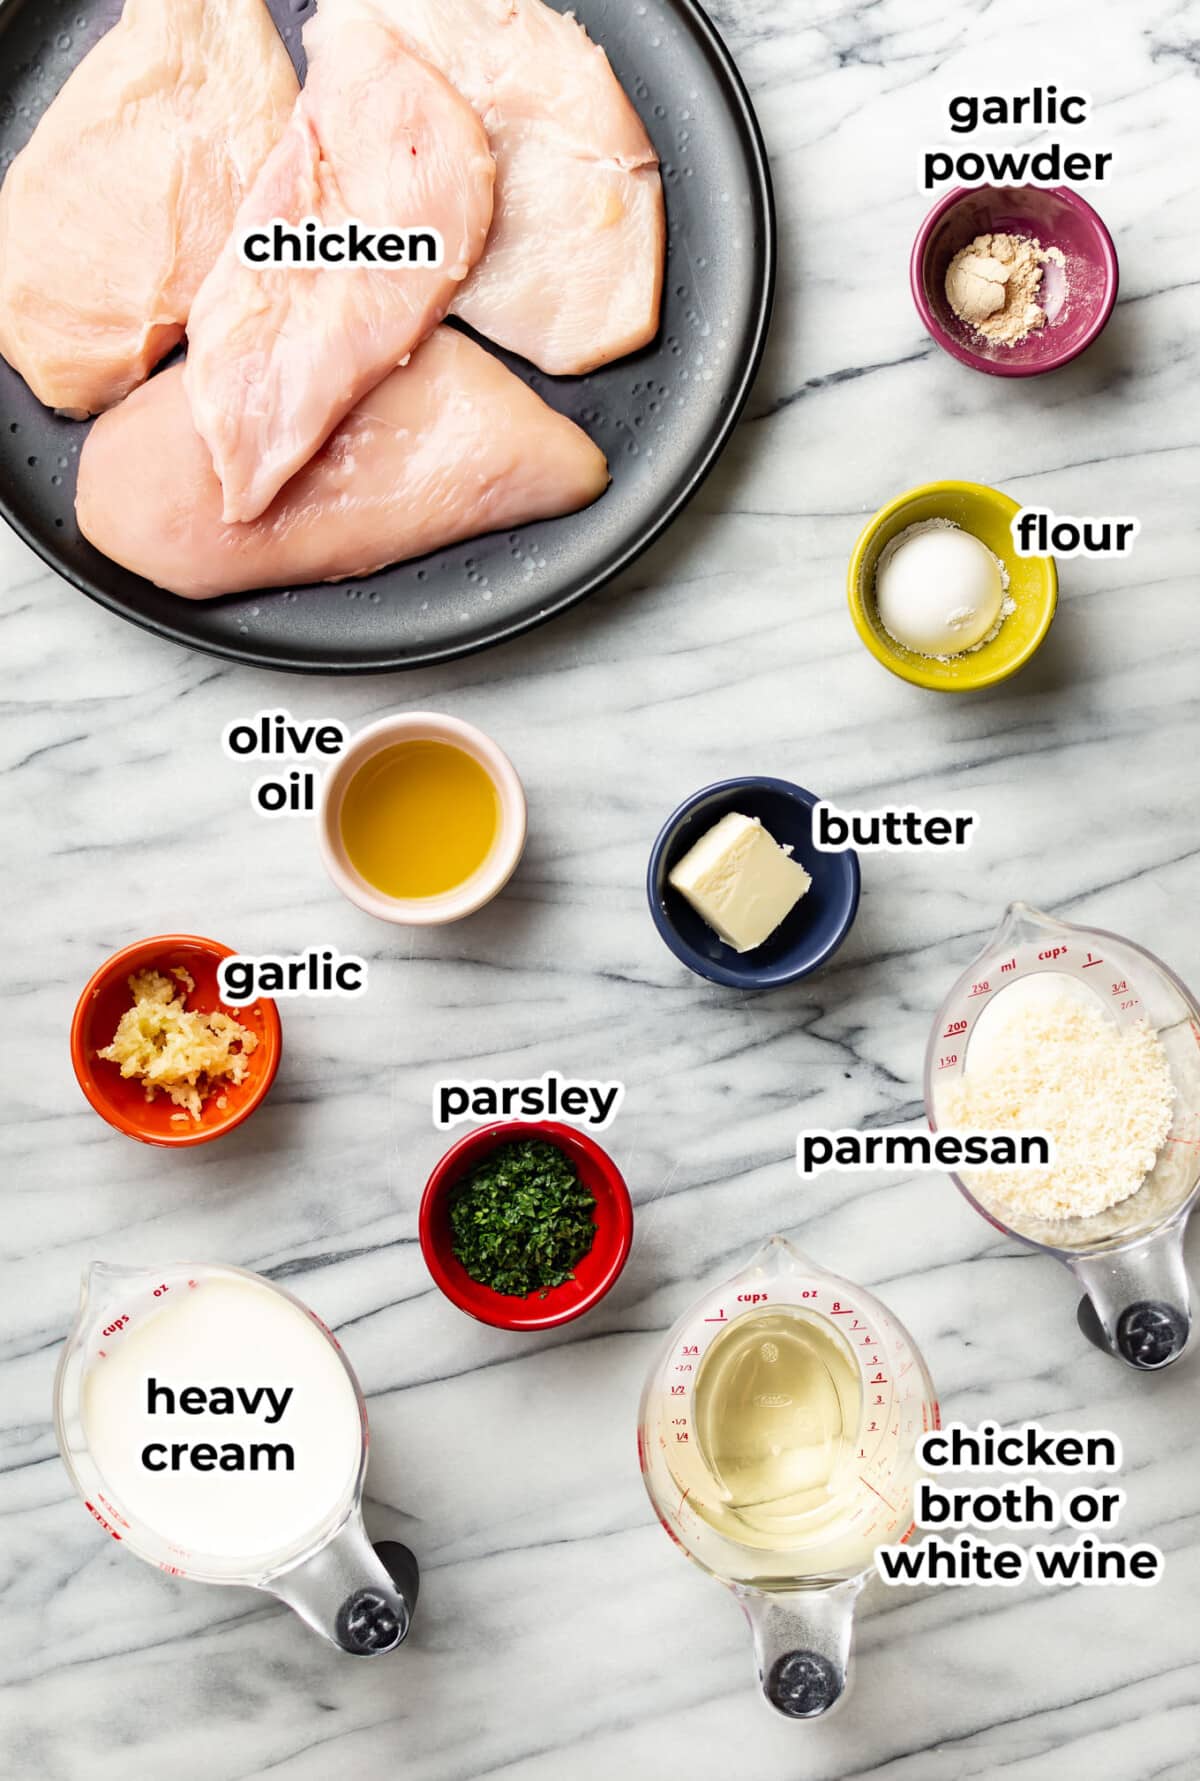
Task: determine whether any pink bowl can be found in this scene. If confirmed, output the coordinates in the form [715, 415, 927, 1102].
[318, 712, 526, 926]
[911, 185, 1118, 377]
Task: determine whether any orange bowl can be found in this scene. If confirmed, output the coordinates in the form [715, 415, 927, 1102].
[70, 935, 282, 1147]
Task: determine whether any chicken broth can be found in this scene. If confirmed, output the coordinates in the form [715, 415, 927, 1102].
[339, 740, 499, 899]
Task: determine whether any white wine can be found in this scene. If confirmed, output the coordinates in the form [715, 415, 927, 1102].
[690, 1310, 862, 1550]
[641, 1242, 940, 1712]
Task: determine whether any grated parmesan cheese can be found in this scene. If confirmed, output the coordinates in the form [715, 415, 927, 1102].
[939, 982, 1175, 1224]
[98, 967, 258, 1121]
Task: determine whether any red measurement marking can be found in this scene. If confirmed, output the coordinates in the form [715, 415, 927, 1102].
[703, 1316, 726, 1324]
[84, 1502, 122, 1541]
[1082, 956, 1103, 968]
[968, 988, 989, 999]
[860, 1476, 897, 1513]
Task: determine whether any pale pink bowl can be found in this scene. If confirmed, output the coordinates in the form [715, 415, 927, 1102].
[318, 712, 527, 925]
[911, 185, 1119, 377]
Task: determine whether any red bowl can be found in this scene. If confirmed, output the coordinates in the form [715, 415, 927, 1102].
[420, 1121, 634, 1330]
[70, 935, 282, 1147]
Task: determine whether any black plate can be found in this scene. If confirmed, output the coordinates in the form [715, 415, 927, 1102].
[0, 0, 774, 672]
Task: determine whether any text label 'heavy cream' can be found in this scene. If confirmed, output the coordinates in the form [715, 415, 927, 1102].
[142, 1376, 294, 1473]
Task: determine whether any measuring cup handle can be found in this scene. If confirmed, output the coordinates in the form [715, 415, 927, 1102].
[733, 1577, 863, 1719]
[1069, 1226, 1193, 1370]
[267, 1510, 419, 1655]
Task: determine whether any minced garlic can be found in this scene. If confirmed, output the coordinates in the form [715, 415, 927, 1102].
[98, 967, 257, 1121]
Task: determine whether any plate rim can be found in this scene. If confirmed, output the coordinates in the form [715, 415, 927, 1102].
[0, 0, 776, 675]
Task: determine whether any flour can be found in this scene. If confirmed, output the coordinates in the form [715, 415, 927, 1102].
[876, 518, 1014, 662]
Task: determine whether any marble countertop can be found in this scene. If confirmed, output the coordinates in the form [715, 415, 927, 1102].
[4, 0, 1200, 1775]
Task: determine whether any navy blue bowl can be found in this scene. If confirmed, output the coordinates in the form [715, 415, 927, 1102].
[647, 778, 861, 988]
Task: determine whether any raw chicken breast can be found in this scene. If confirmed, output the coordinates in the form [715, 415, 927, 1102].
[0, 0, 297, 418]
[326, 0, 665, 375]
[77, 329, 609, 600]
[184, 14, 495, 525]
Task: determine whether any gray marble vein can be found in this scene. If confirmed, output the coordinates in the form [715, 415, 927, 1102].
[4, 0, 1200, 1775]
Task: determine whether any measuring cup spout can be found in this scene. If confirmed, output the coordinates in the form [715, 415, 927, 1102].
[743, 1233, 816, 1279]
[986, 900, 1064, 955]
[66, 1262, 154, 1347]
[79, 1260, 142, 1311]
[734, 1577, 863, 1719]
[266, 1510, 419, 1656]
[1069, 1223, 1193, 1370]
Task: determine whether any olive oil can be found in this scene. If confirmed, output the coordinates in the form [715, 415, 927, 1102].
[340, 740, 499, 899]
[691, 1309, 862, 1546]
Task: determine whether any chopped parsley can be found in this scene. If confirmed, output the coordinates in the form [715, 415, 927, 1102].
[449, 1139, 596, 1298]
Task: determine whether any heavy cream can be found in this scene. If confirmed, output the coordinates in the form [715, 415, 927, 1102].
[82, 1274, 362, 1565]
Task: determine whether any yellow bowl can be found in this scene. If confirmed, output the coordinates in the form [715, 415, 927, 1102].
[847, 480, 1058, 692]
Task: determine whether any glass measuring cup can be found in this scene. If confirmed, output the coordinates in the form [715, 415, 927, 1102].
[638, 1236, 938, 1719]
[926, 902, 1200, 1369]
[54, 1262, 419, 1654]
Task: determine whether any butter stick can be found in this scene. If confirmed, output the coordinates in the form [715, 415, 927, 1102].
[668, 812, 811, 953]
